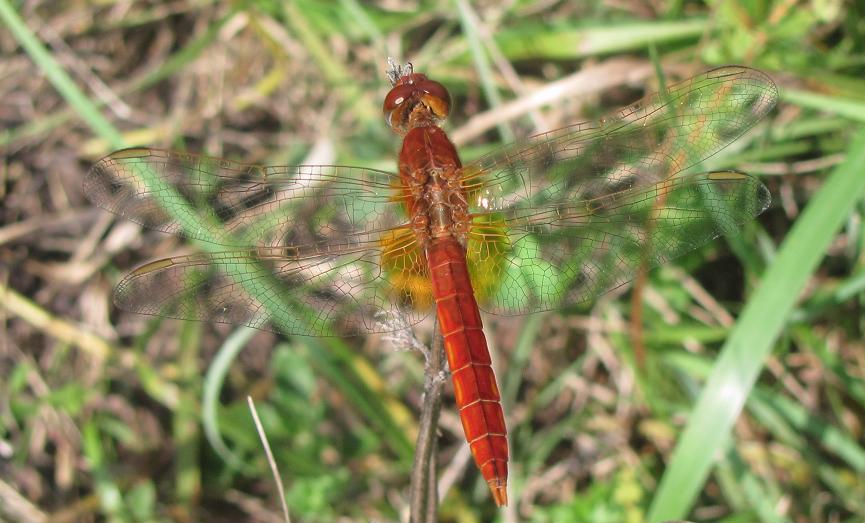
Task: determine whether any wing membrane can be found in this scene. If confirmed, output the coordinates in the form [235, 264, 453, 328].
[85, 148, 406, 247]
[468, 171, 770, 314]
[114, 243, 427, 336]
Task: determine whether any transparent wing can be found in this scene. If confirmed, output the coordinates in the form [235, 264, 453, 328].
[112, 240, 426, 336]
[86, 149, 431, 334]
[85, 148, 406, 247]
[461, 66, 778, 314]
[467, 171, 770, 314]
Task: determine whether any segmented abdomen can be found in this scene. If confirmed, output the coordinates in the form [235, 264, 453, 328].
[426, 236, 509, 506]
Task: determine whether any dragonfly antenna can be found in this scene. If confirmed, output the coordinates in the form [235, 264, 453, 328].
[386, 57, 412, 85]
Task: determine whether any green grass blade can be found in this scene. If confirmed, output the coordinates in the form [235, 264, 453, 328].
[782, 89, 865, 124]
[454, 0, 513, 142]
[202, 326, 260, 471]
[493, 19, 707, 60]
[753, 390, 865, 472]
[716, 446, 790, 523]
[174, 319, 202, 506]
[666, 349, 865, 508]
[648, 126, 865, 521]
[0, 0, 124, 148]
[283, 0, 377, 123]
[0, 8, 238, 150]
[501, 313, 545, 408]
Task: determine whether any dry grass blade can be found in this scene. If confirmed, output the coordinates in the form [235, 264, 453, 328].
[248, 396, 292, 523]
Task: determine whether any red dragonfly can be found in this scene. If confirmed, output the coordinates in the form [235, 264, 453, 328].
[86, 64, 777, 506]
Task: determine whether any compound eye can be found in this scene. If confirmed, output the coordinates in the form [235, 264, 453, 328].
[383, 84, 413, 113]
[419, 80, 451, 119]
[383, 84, 416, 130]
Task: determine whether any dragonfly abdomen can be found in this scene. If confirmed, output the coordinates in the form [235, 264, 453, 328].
[427, 236, 509, 506]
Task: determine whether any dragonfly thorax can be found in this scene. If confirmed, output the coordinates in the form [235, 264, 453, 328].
[398, 124, 468, 249]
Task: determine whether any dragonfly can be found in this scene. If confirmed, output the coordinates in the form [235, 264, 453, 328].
[86, 63, 777, 506]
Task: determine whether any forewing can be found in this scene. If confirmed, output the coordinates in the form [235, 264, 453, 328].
[462, 66, 777, 314]
[85, 148, 406, 248]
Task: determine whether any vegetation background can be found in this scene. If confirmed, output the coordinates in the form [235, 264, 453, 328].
[2, 0, 865, 522]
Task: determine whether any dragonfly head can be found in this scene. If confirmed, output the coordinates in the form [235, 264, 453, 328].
[383, 72, 451, 134]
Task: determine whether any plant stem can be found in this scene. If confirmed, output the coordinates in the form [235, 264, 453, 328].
[409, 320, 446, 522]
